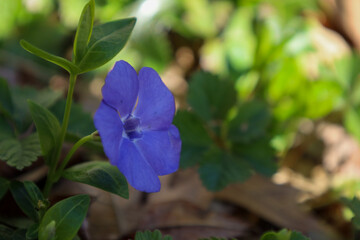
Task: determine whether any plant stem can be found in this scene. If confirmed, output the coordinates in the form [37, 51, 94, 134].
[43, 73, 77, 197]
[54, 131, 98, 181]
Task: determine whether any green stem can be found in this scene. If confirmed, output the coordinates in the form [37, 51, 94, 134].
[54, 131, 98, 181]
[43, 73, 77, 197]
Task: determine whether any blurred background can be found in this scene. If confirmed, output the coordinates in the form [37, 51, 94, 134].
[1, 0, 360, 239]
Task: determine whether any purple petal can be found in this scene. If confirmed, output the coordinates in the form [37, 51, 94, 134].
[135, 125, 181, 176]
[102, 61, 139, 117]
[94, 101, 123, 164]
[116, 138, 161, 192]
[133, 67, 175, 131]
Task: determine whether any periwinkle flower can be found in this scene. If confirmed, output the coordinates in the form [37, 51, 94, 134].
[94, 60, 181, 192]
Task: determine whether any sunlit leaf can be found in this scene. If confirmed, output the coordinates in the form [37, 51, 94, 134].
[73, 0, 95, 64]
[342, 197, 360, 229]
[260, 229, 310, 240]
[77, 18, 136, 73]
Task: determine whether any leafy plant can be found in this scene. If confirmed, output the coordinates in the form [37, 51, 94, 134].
[174, 71, 276, 191]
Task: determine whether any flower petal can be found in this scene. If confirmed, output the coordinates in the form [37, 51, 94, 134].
[135, 125, 181, 176]
[116, 138, 161, 192]
[102, 60, 139, 117]
[133, 67, 175, 130]
[94, 101, 123, 164]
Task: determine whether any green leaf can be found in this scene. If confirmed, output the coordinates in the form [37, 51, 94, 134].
[63, 161, 129, 199]
[188, 71, 236, 122]
[38, 221, 55, 240]
[342, 197, 360, 229]
[77, 18, 136, 73]
[303, 80, 341, 119]
[28, 101, 61, 164]
[345, 107, 360, 143]
[0, 133, 41, 170]
[0, 77, 13, 117]
[228, 101, 271, 143]
[20, 40, 80, 74]
[26, 223, 39, 240]
[50, 100, 96, 138]
[73, 0, 95, 64]
[11, 87, 62, 133]
[10, 181, 45, 222]
[134, 229, 173, 240]
[173, 111, 212, 168]
[0, 177, 9, 200]
[0, 224, 26, 240]
[198, 148, 252, 191]
[260, 229, 310, 240]
[232, 138, 276, 177]
[39, 195, 90, 240]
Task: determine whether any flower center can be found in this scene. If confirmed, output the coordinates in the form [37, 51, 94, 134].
[123, 116, 142, 140]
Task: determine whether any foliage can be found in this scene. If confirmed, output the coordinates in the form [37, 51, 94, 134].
[38, 195, 90, 240]
[342, 197, 360, 229]
[175, 71, 275, 191]
[260, 229, 310, 240]
[134, 230, 173, 240]
[0, 0, 136, 238]
[0, 0, 359, 238]
[62, 161, 129, 199]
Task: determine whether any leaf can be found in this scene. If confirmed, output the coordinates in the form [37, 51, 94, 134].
[188, 71, 236, 122]
[38, 221, 55, 240]
[26, 223, 39, 240]
[0, 133, 41, 170]
[11, 87, 62, 133]
[173, 111, 213, 168]
[73, 0, 95, 64]
[77, 18, 136, 73]
[62, 161, 129, 199]
[232, 138, 277, 177]
[228, 101, 271, 143]
[28, 101, 61, 164]
[50, 100, 96, 138]
[0, 224, 26, 240]
[0, 177, 9, 200]
[39, 195, 90, 240]
[260, 229, 310, 240]
[198, 148, 252, 191]
[342, 197, 360, 229]
[10, 181, 45, 222]
[20, 40, 80, 74]
[345, 107, 360, 143]
[303, 80, 341, 119]
[0, 77, 13, 117]
[134, 229, 173, 240]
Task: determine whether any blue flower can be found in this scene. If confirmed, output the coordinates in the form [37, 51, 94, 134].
[94, 60, 181, 192]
